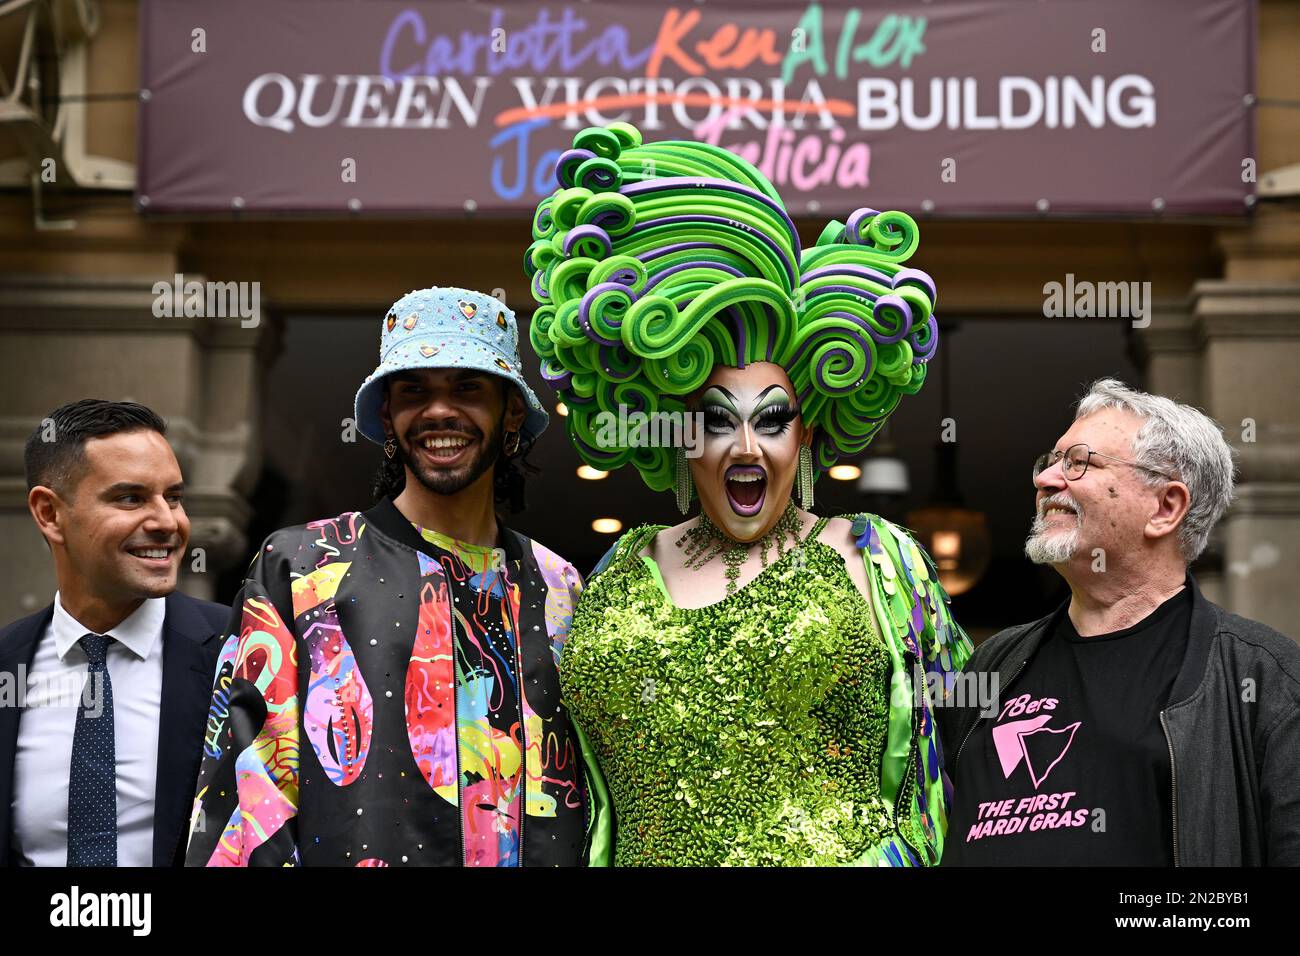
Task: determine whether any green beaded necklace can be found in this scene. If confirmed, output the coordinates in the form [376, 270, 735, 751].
[674, 501, 804, 595]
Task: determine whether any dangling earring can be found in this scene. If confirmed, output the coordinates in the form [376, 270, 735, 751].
[797, 443, 814, 510]
[504, 430, 521, 456]
[383, 437, 397, 460]
[675, 447, 694, 515]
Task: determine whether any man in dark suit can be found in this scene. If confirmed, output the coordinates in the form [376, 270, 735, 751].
[0, 399, 226, 866]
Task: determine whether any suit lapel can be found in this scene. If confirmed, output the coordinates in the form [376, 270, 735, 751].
[0, 607, 53, 866]
[152, 593, 223, 867]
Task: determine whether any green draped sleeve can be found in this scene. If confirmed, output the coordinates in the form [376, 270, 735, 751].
[573, 718, 613, 866]
[849, 513, 973, 865]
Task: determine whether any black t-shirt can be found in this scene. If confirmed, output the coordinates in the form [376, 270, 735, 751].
[943, 586, 1191, 866]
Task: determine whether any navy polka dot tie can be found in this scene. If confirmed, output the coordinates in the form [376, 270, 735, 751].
[67, 633, 117, 867]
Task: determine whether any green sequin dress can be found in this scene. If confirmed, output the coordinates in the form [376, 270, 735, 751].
[562, 516, 905, 866]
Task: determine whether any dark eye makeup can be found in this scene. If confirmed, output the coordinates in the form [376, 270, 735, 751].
[701, 402, 798, 435]
[703, 405, 734, 432]
[755, 403, 797, 433]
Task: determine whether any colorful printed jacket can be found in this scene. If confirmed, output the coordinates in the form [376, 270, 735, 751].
[584, 512, 972, 866]
[185, 496, 611, 867]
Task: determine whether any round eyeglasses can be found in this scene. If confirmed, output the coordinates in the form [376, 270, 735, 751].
[1032, 443, 1175, 483]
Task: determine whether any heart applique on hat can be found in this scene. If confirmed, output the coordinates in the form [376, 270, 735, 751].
[353, 287, 549, 447]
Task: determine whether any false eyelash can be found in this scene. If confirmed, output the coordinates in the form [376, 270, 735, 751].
[755, 404, 798, 432]
[702, 406, 736, 433]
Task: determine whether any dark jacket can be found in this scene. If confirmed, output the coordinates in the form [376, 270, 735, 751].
[939, 575, 1300, 866]
[0, 591, 228, 866]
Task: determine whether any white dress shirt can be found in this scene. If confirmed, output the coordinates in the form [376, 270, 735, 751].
[12, 592, 165, 866]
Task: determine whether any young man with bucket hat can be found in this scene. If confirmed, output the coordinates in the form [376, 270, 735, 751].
[185, 287, 610, 867]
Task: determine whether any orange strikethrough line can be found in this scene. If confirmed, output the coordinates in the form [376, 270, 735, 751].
[494, 92, 855, 128]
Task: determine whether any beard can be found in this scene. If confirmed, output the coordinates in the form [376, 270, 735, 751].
[396, 415, 504, 498]
[1024, 492, 1084, 565]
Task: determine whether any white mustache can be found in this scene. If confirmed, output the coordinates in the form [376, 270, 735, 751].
[1036, 492, 1082, 520]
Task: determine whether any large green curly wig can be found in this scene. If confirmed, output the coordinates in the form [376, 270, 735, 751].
[524, 122, 937, 492]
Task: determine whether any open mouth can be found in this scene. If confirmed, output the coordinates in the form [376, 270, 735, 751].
[126, 545, 176, 568]
[1039, 498, 1079, 522]
[416, 432, 476, 464]
[725, 465, 767, 517]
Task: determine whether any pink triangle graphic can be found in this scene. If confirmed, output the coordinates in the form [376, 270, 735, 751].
[1018, 722, 1082, 788]
[991, 715, 1052, 777]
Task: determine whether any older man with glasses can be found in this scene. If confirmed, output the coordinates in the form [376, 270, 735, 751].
[939, 378, 1300, 866]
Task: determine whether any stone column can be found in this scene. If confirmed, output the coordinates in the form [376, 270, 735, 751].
[1130, 299, 1229, 606]
[1135, 281, 1300, 637]
[1195, 280, 1300, 635]
[0, 274, 270, 620]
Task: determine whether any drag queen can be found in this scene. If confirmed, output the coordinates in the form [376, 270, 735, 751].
[524, 123, 972, 866]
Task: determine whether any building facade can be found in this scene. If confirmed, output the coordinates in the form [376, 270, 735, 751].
[0, 0, 1297, 637]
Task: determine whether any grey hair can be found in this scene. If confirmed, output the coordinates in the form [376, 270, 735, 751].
[1074, 379, 1235, 562]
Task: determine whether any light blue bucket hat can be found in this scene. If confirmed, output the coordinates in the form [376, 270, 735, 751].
[354, 287, 549, 446]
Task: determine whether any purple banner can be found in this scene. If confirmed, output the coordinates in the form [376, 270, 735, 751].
[137, 0, 1256, 217]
